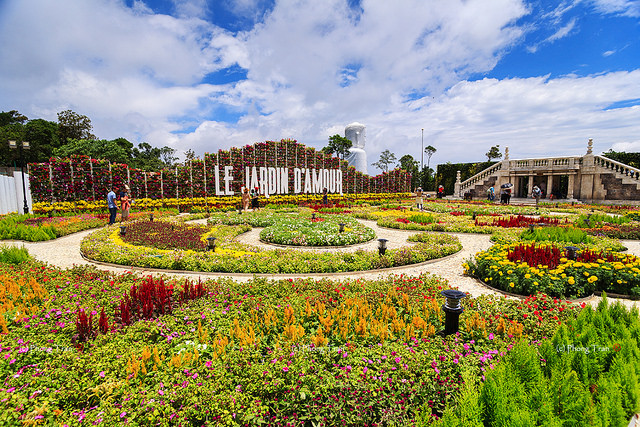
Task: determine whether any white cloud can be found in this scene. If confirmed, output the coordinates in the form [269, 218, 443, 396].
[589, 0, 640, 17]
[0, 0, 638, 168]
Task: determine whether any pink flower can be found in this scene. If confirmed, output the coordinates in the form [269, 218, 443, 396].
[99, 371, 105, 378]
[158, 390, 164, 396]
[282, 366, 289, 372]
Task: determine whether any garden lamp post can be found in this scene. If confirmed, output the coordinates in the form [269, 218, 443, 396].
[441, 289, 466, 335]
[8, 140, 30, 214]
[149, 213, 154, 222]
[206, 236, 217, 252]
[119, 226, 127, 236]
[565, 246, 579, 261]
[311, 213, 316, 220]
[339, 223, 345, 233]
[378, 238, 388, 255]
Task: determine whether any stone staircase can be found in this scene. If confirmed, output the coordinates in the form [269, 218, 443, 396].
[594, 156, 640, 201]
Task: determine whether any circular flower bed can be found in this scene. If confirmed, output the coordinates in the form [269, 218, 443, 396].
[121, 221, 213, 251]
[81, 222, 462, 274]
[259, 215, 374, 246]
[466, 241, 640, 298]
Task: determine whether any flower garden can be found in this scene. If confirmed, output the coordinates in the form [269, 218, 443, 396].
[1, 195, 640, 425]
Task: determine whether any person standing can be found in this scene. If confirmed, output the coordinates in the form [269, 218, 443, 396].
[120, 189, 131, 221]
[251, 187, 260, 210]
[532, 185, 541, 206]
[322, 188, 329, 205]
[487, 186, 495, 201]
[241, 187, 250, 211]
[437, 185, 444, 199]
[415, 187, 423, 210]
[107, 187, 118, 225]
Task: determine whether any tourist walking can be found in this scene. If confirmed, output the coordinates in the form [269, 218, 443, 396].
[251, 187, 260, 210]
[107, 187, 118, 225]
[487, 186, 495, 201]
[437, 185, 444, 199]
[241, 187, 250, 211]
[415, 187, 423, 210]
[120, 189, 131, 221]
[532, 185, 541, 206]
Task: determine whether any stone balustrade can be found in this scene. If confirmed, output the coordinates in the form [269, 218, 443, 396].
[594, 155, 640, 180]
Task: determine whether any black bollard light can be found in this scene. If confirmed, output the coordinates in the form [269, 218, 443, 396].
[378, 238, 388, 255]
[528, 223, 536, 233]
[206, 236, 217, 252]
[311, 213, 316, 220]
[472, 212, 476, 220]
[564, 246, 579, 261]
[149, 213, 154, 222]
[339, 223, 345, 233]
[119, 226, 127, 236]
[441, 289, 466, 335]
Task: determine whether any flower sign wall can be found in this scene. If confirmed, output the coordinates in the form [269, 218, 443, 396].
[27, 139, 411, 203]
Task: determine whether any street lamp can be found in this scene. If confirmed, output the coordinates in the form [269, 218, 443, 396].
[421, 128, 424, 173]
[8, 140, 30, 214]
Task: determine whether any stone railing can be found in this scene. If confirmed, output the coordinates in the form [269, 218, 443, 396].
[594, 155, 640, 180]
[510, 156, 581, 170]
[458, 161, 502, 194]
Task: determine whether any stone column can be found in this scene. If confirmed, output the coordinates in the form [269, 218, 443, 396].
[546, 175, 554, 198]
[527, 175, 534, 198]
[580, 138, 595, 201]
[567, 174, 575, 199]
[454, 170, 461, 197]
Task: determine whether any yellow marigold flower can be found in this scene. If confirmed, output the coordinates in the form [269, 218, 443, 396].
[509, 282, 515, 288]
[525, 274, 531, 279]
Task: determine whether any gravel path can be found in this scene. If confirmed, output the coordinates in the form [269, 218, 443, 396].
[2, 221, 638, 311]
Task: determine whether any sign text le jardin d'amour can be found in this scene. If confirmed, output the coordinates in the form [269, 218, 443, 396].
[213, 166, 343, 197]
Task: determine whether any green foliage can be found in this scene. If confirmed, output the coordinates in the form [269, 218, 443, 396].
[408, 213, 437, 224]
[57, 109, 96, 142]
[323, 134, 352, 159]
[520, 226, 594, 244]
[575, 213, 631, 228]
[0, 245, 31, 264]
[486, 145, 502, 161]
[436, 298, 640, 426]
[372, 149, 397, 173]
[602, 149, 640, 169]
[54, 138, 133, 164]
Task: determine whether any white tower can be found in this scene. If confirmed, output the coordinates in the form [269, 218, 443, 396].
[345, 122, 367, 174]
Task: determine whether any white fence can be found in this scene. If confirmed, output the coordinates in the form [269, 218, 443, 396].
[0, 173, 32, 215]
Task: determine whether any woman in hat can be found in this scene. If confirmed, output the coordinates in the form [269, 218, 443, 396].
[415, 187, 423, 210]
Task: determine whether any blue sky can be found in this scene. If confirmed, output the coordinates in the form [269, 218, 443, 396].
[0, 0, 639, 170]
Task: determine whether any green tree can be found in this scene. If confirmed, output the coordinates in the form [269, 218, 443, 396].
[53, 138, 133, 164]
[131, 142, 166, 171]
[399, 154, 420, 189]
[0, 110, 27, 127]
[322, 134, 353, 159]
[23, 119, 61, 163]
[424, 145, 437, 189]
[486, 145, 502, 161]
[184, 149, 197, 162]
[372, 149, 397, 173]
[160, 146, 178, 168]
[57, 110, 96, 143]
